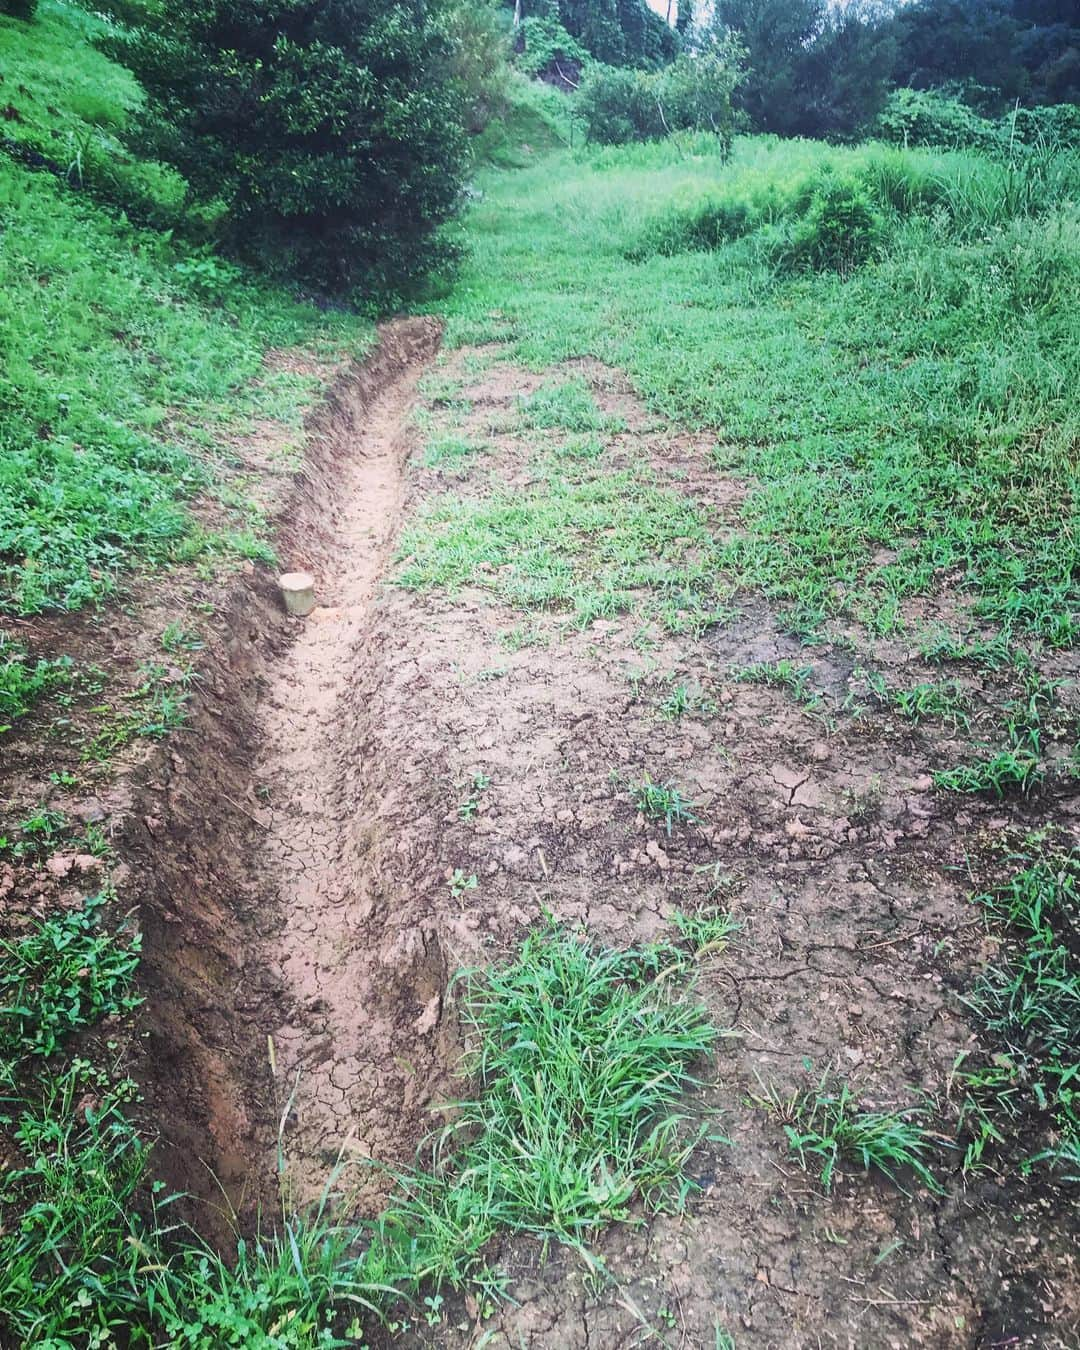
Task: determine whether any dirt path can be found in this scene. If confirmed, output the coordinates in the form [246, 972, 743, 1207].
[254, 320, 451, 1204]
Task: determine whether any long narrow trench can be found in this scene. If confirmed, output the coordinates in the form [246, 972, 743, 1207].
[253, 318, 447, 1204]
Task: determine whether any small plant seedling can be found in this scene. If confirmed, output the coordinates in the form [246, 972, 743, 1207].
[671, 908, 741, 958]
[160, 623, 204, 653]
[458, 773, 492, 820]
[631, 775, 700, 835]
[730, 660, 822, 710]
[449, 869, 478, 899]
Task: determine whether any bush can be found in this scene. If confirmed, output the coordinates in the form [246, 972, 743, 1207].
[785, 176, 886, 274]
[448, 0, 512, 134]
[515, 14, 588, 82]
[877, 88, 1002, 152]
[577, 40, 741, 149]
[102, 0, 469, 304]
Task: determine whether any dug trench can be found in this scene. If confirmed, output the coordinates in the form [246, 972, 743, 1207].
[115, 315, 451, 1224]
[78, 325, 1079, 1345]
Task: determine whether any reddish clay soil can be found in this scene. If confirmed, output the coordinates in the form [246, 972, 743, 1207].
[3, 325, 1077, 1347]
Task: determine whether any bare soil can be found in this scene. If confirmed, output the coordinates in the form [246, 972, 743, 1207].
[3, 327, 1077, 1346]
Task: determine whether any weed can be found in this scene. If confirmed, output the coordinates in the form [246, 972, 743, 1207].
[448, 869, 478, 899]
[934, 735, 1043, 798]
[671, 908, 741, 958]
[497, 622, 548, 651]
[842, 775, 884, 823]
[160, 623, 204, 653]
[0, 806, 68, 860]
[760, 1075, 942, 1194]
[0, 894, 142, 1060]
[0, 636, 72, 730]
[730, 660, 821, 710]
[363, 924, 715, 1299]
[517, 378, 621, 433]
[458, 772, 492, 820]
[421, 434, 485, 469]
[630, 775, 700, 835]
[955, 848, 1079, 1177]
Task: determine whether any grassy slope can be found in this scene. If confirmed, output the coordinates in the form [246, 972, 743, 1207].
[439, 134, 1080, 650]
[0, 1, 370, 616]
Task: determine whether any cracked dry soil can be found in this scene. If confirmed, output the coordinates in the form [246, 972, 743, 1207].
[144, 330, 1078, 1348]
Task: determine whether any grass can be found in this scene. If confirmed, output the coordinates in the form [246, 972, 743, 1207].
[0, 924, 717, 1345]
[956, 846, 1079, 1179]
[0, 635, 73, 730]
[0, 2, 368, 616]
[730, 659, 822, 710]
[670, 908, 741, 959]
[436, 133, 1079, 659]
[759, 1075, 942, 1194]
[395, 464, 728, 633]
[630, 775, 700, 835]
[362, 926, 716, 1297]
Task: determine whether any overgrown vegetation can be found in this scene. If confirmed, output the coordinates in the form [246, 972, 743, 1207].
[0, 924, 717, 1344]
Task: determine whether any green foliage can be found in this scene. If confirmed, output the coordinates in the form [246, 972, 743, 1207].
[515, 0, 676, 70]
[395, 460, 727, 634]
[785, 175, 885, 274]
[0, 1068, 155, 1348]
[515, 14, 588, 78]
[0, 636, 72, 729]
[764, 1076, 942, 1193]
[730, 659, 821, 709]
[448, 0, 513, 135]
[103, 0, 468, 302]
[444, 134, 1080, 651]
[0, 895, 142, 1061]
[364, 924, 714, 1299]
[957, 850, 1079, 1178]
[715, 0, 896, 140]
[630, 775, 699, 834]
[517, 377, 616, 431]
[1, 0, 37, 18]
[577, 41, 741, 149]
[670, 907, 741, 958]
[0, 4, 366, 616]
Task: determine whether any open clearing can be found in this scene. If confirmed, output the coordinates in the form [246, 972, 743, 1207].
[2, 19, 1079, 1345]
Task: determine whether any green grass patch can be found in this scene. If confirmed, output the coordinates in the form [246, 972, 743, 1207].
[0, 922, 717, 1344]
[759, 1075, 942, 1194]
[439, 134, 1080, 656]
[0, 894, 141, 1062]
[956, 847, 1079, 1180]
[517, 377, 622, 433]
[0, 633, 72, 730]
[394, 466, 726, 632]
[0, 3, 368, 616]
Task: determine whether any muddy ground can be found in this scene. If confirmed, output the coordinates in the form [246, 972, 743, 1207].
[2, 323, 1077, 1347]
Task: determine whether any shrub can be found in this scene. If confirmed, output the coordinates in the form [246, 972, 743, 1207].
[877, 88, 1002, 152]
[577, 39, 741, 148]
[785, 175, 885, 274]
[448, 0, 512, 134]
[515, 14, 588, 82]
[102, 0, 469, 304]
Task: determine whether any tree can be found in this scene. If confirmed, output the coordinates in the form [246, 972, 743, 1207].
[103, 0, 468, 303]
[509, 0, 677, 68]
[716, 0, 896, 140]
